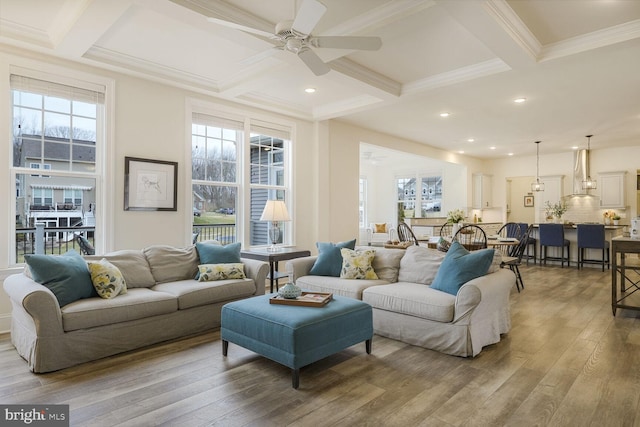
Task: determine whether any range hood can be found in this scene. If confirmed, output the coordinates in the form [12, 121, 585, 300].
[570, 149, 594, 196]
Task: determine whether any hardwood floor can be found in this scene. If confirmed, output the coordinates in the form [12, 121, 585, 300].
[2, 264, 640, 426]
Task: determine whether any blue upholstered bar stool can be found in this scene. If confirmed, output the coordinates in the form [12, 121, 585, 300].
[539, 223, 570, 267]
[518, 222, 537, 265]
[577, 224, 610, 271]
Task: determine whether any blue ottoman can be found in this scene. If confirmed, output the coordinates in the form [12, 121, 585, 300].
[221, 294, 373, 388]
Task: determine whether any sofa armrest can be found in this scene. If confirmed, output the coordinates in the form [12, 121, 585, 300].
[285, 256, 318, 282]
[453, 268, 514, 323]
[3, 273, 64, 336]
[241, 258, 269, 295]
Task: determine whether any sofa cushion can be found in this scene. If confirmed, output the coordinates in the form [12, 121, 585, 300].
[87, 258, 128, 299]
[61, 288, 178, 332]
[363, 282, 456, 323]
[85, 249, 155, 288]
[195, 242, 241, 279]
[198, 263, 245, 282]
[340, 248, 378, 279]
[296, 275, 388, 300]
[144, 245, 200, 284]
[430, 242, 494, 296]
[153, 278, 257, 310]
[309, 239, 356, 277]
[25, 250, 96, 307]
[397, 245, 446, 285]
[362, 247, 404, 283]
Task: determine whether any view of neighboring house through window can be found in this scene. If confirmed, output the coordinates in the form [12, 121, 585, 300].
[191, 112, 291, 247]
[397, 177, 416, 221]
[11, 73, 104, 263]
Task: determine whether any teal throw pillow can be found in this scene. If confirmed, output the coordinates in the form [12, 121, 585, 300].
[24, 250, 96, 307]
[309, 239, 357, 277]
[195, 242, 242, 279]
[430, 241, 494, 296]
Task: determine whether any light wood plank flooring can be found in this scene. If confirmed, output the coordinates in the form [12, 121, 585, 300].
[2, 264, 640, 426]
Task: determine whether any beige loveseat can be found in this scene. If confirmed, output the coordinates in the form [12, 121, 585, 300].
[3, 244, 268, 373]
[287, 245, 515, 357]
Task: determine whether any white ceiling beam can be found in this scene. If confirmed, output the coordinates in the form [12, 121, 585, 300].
[435, 0, 540, 69]
[52, 0, 135, 57]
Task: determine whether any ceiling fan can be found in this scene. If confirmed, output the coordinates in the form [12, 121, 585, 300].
[207, 0, 382, 76]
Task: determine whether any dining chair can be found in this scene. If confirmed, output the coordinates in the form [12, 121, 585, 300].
[577, 224, 610, 271]
[439, 223, 453, 238]
[501, 224, 532, 292]
[453, 224, 487, 251]
[518, 222, 537, 265]
[497, 222, 523, 256]
[397, 222, 419, 246]
[539, 223, 570, 267]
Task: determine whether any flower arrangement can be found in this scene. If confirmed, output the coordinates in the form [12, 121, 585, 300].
[603, 210, 616, 220]
[545, 201, 568, 218]
[446, 209, 466, 224]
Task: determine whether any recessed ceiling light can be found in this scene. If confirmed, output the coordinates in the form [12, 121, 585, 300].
[572, 146, 579, 150]
[458, 150, 464, 154]
[514, 97, 526, 103]
[304, 87, 316, 93]
[489, 146, 496, 150]
[467, 138, 475, 143]
[439, 112, 450, 118]
[508, 152, 514, 156]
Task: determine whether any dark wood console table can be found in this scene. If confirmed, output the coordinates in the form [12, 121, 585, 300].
[241, 247, 311, 293]
[611, 236, 640, 315]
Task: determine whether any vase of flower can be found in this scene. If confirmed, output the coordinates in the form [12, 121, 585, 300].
[452, 222, 463, 236]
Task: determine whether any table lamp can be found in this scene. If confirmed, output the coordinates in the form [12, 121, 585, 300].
[260, 200, 291, 251]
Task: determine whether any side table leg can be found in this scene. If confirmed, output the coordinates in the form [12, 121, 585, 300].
[222, 340, 228, 356]
[292, 368, 300, 389]
[366, 338, 372, 354]
[269, 262, 275, 293]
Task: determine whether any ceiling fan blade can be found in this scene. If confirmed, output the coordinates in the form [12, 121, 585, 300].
[298, 48, 330, 76]
[292, 0, 327, 35]
[206, 17, 274, 39]
[311, 36, 382, 51]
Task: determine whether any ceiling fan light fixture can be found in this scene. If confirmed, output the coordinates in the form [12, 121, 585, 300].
[531, 141, 545, 192]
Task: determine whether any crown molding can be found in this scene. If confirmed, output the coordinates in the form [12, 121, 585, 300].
[402, 58, 510, 96]
[540, 19, 640, 62]
[312, 94, 383, 121]
[482, 0, 541, 61]
[0, 19, 53, 49]
[168, 0, 274, 34]
[329, 57, 401, 97]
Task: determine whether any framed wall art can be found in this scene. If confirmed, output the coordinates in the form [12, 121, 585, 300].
[524, 195, 534, 207]
[124, 157, 178, 211]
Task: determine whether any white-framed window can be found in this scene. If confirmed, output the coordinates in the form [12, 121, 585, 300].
[11, 70, 105, 263]
[359, 177, 367, 228]
[63, 189, 83, 206]
[191, 112, 292, 247]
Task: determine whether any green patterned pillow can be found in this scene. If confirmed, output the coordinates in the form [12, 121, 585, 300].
[87, 258, 127, 299]
[198, 263, 246, 282]
[340, 248, 378, 280]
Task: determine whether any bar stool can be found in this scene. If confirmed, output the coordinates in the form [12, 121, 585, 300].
[577, 224, 610, 271]
[518, 222, 537, 265]
[539, 223, 570, 267]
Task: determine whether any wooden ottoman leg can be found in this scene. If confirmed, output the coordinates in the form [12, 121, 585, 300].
[366, 338, 372, 354]
[222, 340, 228, 356]
[292, 368, 300, 389]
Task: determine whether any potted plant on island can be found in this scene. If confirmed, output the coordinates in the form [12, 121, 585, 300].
[446, 208, 466, 235]
[612, 214, 621, 226]
[545, 201, 568, 223]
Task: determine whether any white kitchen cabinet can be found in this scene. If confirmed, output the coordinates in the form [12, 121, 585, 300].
[599, 171, 626, 208]
[472, 173, 492, 209]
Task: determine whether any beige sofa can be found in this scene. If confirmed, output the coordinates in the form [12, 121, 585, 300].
[3, 244, 268, 373]
[287, 245, 515, 357]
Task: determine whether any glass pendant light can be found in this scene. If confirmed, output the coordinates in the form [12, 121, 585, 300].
[531, 141, 545, 192]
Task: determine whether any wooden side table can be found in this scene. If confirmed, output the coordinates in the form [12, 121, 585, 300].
[240, 247, 311, 293]
[611, 236, 640, 315]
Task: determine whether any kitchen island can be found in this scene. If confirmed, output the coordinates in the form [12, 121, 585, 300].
[531, 223, 625, 266]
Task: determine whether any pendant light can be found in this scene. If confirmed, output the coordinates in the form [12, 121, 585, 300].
[582, 135, 597, 190]
[531, 141, 545, 192]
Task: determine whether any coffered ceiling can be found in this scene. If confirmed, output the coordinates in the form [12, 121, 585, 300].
[1, 0, 639, 158]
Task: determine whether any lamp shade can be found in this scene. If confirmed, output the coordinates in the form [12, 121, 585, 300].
[260, 200, 291, 222]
